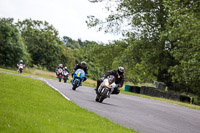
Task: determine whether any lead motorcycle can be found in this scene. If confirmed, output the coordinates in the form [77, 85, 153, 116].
[63, 70, 69, 83]
[56, 68, 64, 82]
[96, 75, 116, 103]
[71, 69, 85, 90]
[17, 64, 25, 73]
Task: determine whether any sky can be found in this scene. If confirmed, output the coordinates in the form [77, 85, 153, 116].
[0, 0, 122, 43]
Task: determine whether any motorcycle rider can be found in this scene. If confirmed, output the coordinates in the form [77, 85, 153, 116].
[95, 67, 125, 97]
[56, 64, 63, 75]
[17, 60, 25, 72]
[18, 60, 24, 65]
[71, 61, 88, 82]
[63, 66, 69, 73]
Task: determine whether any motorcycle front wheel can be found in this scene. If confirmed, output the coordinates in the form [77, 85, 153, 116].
[59, 77, 62, 82]
[72, 80, 78, 90]
[95, 94, 100, 102]
[99, 89, 109, 103]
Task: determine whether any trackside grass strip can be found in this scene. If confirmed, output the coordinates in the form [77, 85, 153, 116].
[0, 73, 136, 133]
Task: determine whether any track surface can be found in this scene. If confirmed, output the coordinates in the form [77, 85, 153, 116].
[1, 72, 200, 133]
[46, 79, 200, 133]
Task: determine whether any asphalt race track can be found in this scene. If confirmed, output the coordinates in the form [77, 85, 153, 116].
[1, 71, 200, 133]
[46, 79, 200, 133]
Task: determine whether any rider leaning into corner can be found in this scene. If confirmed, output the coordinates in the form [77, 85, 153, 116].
[71, 61, 88, 82]
[95, 67, 125, 97]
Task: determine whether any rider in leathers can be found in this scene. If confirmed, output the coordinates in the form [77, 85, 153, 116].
[63, 66, 69, 73]
[72, 61, 88, 81]
[17, 60, 25, 72]
[95, 67, 125, 96]
[56, 64, 64, 75]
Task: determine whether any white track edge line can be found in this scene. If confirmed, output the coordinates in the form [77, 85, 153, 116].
[43, 79, 71, 101]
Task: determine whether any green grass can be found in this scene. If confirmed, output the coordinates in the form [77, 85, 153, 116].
[0, 67, 57, 80]
[0, 73, 136, 133]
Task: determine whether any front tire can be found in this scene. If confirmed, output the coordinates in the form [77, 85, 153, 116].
[95, 94, 100, 102]
[72, 80, 78, 90]
[59, 77, 62, 82]
[99, 89, 108, 103]
[19, 69, 22, 73]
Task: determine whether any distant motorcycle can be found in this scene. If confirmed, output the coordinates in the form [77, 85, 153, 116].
[63, 71, 69, 83]
[96, 75, 116, 103]
[56, 68, 64, 82]
[71, 69, 85, 90]
[17, 64, 25, 73]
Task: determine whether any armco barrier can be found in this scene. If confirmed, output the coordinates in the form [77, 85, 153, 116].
[124, 85, 193, 104]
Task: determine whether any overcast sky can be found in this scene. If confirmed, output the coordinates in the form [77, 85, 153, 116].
[0, 0, 122, 43]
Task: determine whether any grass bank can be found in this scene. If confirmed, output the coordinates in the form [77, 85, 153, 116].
[0, 73, 136, 133]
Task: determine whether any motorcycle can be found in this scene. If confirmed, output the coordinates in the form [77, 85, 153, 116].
[96, 75, 116, 103]
[71, 69, 85, 90]
[56, 68, 64, 82]
[17, 64, 24, 73]
[63, 70, 69, 83]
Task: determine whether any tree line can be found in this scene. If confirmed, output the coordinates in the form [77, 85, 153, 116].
[86, 0, 200, 104]
[0, 0, 200, 104]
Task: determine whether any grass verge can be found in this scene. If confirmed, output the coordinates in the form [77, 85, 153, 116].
[120, 89, 200, 110]
[0, 73, 136, 133]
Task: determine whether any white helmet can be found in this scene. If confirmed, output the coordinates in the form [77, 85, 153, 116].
[81, 61, 86, 67]
[118, 66, 124, 74]
[64, 67, 67, 70]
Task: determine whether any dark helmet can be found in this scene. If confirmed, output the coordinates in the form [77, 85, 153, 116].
[81, 61, 86, 67]
[118, 66, 124, 75]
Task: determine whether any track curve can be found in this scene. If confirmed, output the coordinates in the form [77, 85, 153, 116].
[1, 71, 200, 133]
[46, 79, 200, 133]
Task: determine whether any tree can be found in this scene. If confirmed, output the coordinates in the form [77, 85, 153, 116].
[0, 18, 30, 67]
[16, 19, 74, 71]
[87, 0, 175, 85]
[162, 0, 200, 95]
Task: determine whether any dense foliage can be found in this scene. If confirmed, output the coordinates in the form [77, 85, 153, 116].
[0, 18, 29, 67]
[87, 0, 200, 101]
[16, 19, 75, 71]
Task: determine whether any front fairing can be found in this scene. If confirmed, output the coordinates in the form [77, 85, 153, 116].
[74, 69, 85, 81]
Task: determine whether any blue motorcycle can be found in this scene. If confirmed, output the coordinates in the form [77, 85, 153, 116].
[71, 69, 86, 90]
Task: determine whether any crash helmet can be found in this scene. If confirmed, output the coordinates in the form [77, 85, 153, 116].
[59, 64, 63, 68]
[64, 67, 67, 70]
[118, 66, 124, 75]
[81, 61, 86, 67]
[20, 60, 23, 63]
